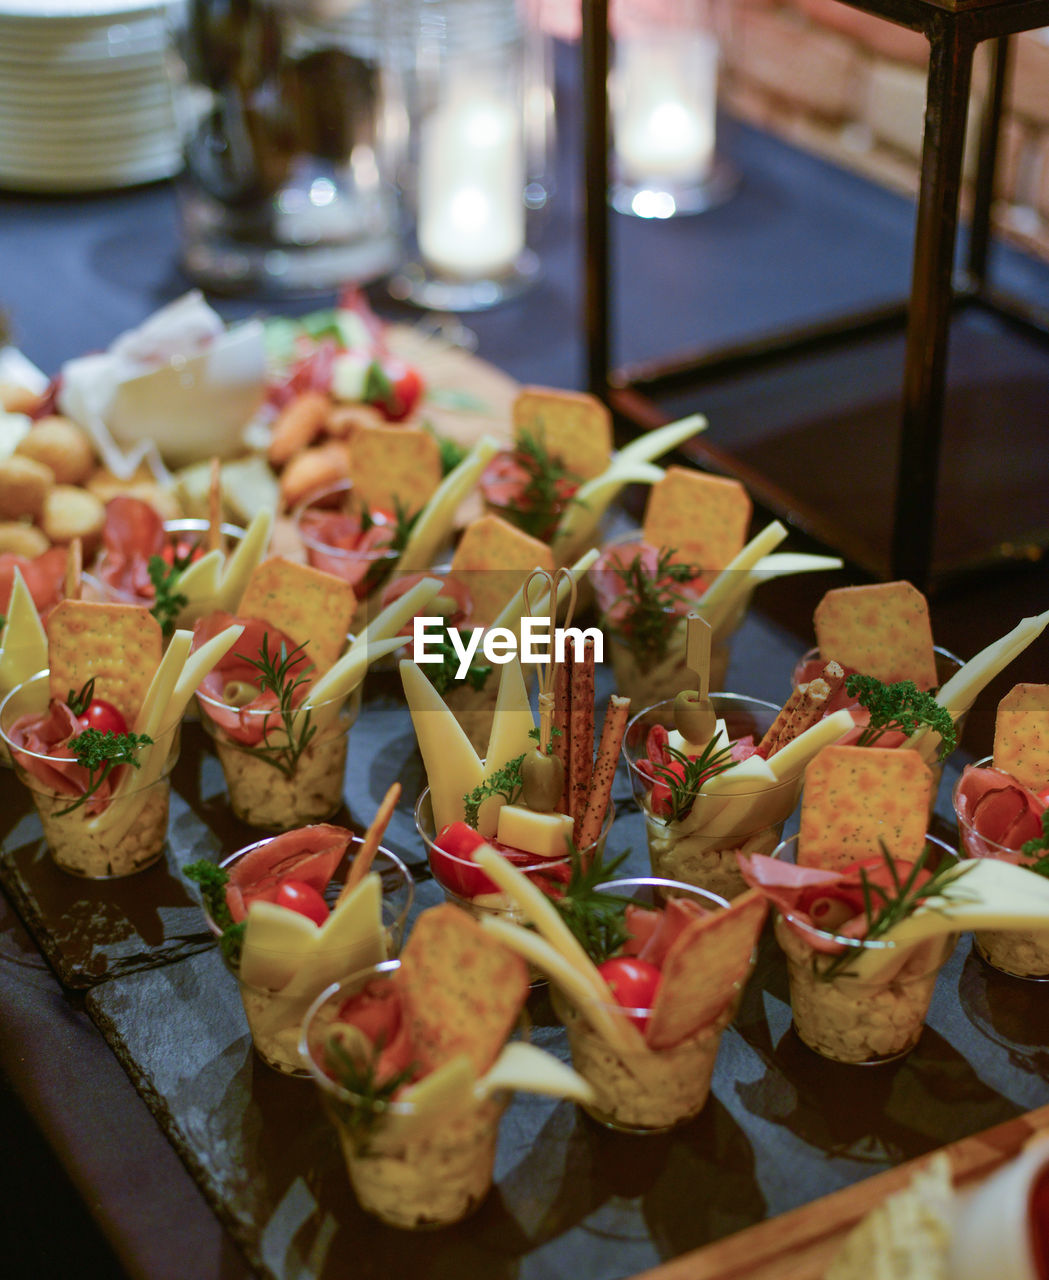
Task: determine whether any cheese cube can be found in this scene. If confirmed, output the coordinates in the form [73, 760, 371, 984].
[496, 806, 574, 858]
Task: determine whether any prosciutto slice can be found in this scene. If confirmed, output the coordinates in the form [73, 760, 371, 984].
[0, 547, 68, 618]
[7, 700, 120, 811]
[94, 496, 167, 603]
[955, 764, 1046, 857]
[224, 823, 353, 922]
[192, 612, 313, 745]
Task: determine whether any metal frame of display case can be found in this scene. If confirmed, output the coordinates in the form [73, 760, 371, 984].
[582, 0, 1049, 591]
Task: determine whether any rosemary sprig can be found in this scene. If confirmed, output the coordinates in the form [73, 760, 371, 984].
[234, 634, 317, 779]
[148, 551, 193, 637]
[66, 676, 96, 717]
[603, 547, 705, 665]
[422, 627, 492, 697]
[325, 1033, 418, 1149]
[816, 843, 974, 981]
[648, 740, 738, 824]
[846, 675, 957, 760]
[183, 860, 245, 965]
[463, 751, 526, 828]
[54, 727, 153, 817]
[504, 428, 580, 542]
[553, 846, 632, 964]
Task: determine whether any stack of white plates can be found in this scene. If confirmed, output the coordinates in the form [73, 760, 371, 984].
[0, 0, 182, 193]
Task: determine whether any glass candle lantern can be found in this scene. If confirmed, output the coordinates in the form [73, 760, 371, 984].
[387, 0, 541, 310]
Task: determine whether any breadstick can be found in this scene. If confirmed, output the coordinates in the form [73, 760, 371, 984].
[208, 457, 223, 553]
[338, 782, 401, 902]
[64, 538, 82, 601]
[577, 695, 630, 857]
[553, 660, 571, 814]
[568, 637, 595, 825]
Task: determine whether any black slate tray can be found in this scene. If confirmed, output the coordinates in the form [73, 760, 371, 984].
[85, 874, 1049, 1280]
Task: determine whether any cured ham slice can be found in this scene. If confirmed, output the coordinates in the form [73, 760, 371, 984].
[955, 764, 1046, 855]
[224, 823, 353, 922]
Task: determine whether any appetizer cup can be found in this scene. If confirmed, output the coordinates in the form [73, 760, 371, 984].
[301, 961, 508, 1228]
[952, 759, 1049, 980]
[196, 684, 361, 831]
[0, 671, 178, 878]
[206, 838, 414, 1076]
[414, 786, 614, 921]
[293, 480, 401, 605]
[553, 878, 736, 1134]
[624, 694, 791, 900]
[85, 517, 247, 606]
[771, 832, 958, 1064]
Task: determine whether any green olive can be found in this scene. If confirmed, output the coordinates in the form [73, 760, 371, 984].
[674, 689, 716, 745]
[222, 680, 259, 708]
[521, 749, 565, 813]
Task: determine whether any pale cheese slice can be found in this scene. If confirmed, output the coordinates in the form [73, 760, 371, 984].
[476, 1041, 595, 1104]
[383, 1055, 478, 1143]
[765, 708, 856, 782]
[276, 871, 387, 1002]
[210, 507, 274, 614]
[0, 567, 47, 699]
[477, 657, 535, 837]
[612, 413, 709, 469]
[496, 805, 574, 857]
[848, 859, 1049, 981]
[696, 520, 789, 634]
[240, 900, 320, 990]
[930, 609, 1049, 727]
[552, 460, 665, 563]
[401, 658, 484, 829]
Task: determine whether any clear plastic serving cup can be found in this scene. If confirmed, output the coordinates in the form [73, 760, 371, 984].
[196, 683, 361, 831]
[293, 480, 401, 606]
[414, 786, 614, 923]
[771, 832, 958, 1064]
[0, 670, 178, 878]
[205, 837, 414, 1076]
[300, 960, 508, 1228]
[623, 694, 792, 900]
[84, 517, 247, 606]
[552, 876, 737, 1134]
[952, 758, 1049, 980]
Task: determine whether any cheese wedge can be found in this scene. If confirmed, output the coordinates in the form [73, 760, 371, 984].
[276, 872, 387, 1002]
[475, 1041, 595, 1104]
[697, 520, 789, 634]
[240, 900, 320, 991]
[401, 658, 484, 829]
[397, 435, 502, 575]
[496, 805, 574, 856]
[0, 567, 47, 699]
[477, 658, 535, 837]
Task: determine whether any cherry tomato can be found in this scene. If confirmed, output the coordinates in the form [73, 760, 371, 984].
[597, 956, 662, 1031]
[275, 879, 329, 926]
[429, 823, 496, 898]
[649, 760, 688, 819]
[78, 699, 128, 737]
[365, 358, 424, 422]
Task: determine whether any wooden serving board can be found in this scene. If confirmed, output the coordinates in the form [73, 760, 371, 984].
[635, 1103, 1049, 1280]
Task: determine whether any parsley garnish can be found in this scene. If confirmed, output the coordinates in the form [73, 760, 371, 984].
[647, 739, 737, 823]
[817, 843, 973, 981]
[234, 634, 317, 779]
[553, 846, 632, 963]
[183, 860, 246, 965]
[325, 1033, 418, 1149]
[421, 627, 492, 697]
[463, 751, 526, 828]
[148, 552, 192, 637]
[54, 727, 153, 816]
[603, 547, 705, 665]
[846, 675, 957, 760]
[1021, 810, 1049, 876]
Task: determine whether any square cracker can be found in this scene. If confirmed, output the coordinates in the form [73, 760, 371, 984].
[344, 424, 442, 517]
[642, 467, 751, 572]
[47, 600, 162, 724]
[993, 683, 1049, 793]
[449, 514, 555, 627]
[646, 889, 767, 1051]
[396, 903, 529, 1074]
[513, 386, 612, 481]
[798, 745, 933, 870]
[237, 557, 355, 674]
[813, 581, 938, 689]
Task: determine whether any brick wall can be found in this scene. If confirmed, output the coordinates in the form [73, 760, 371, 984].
[717, 0, 1049, 264]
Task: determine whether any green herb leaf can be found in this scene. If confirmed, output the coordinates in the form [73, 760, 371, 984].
[183, 861, 245, 965]
[148, 553, 192, 638]
[463, 751, 526, 828]
[648, 740, 737, 824]
[66, 676, 96, 718]
[602, 547, 705, 665]
[1021, 810, 1049, 872]
[502, 428, 580, 542]
[421, 627, 492, 697]
[845, 675, 957, 760]
[817, 843, 974, 981]
[54, 727, 153, 816]
[325, 1033, 418, 1149]
[233, 634, 317, 779]
[553, 845, 632, 964]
